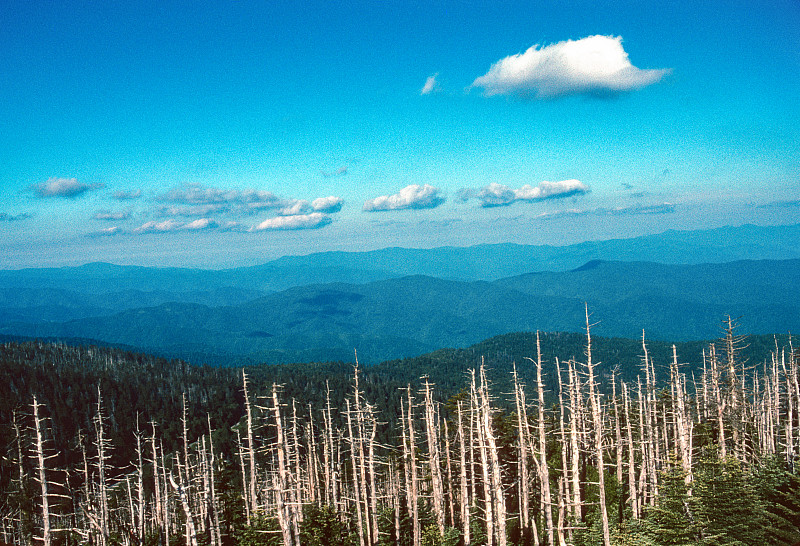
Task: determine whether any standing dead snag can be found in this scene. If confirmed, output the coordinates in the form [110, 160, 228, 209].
[535, 332, 554, 546]
[32, 395, 52, 546]
[242, 371, 259, 519]
[478, 362, 507, 546]
[584, 307, 611, 546]
[512, 364, 533, 544]
[457, 400, 471, 546]
[271, 385, 295, 546]
[423, 377, 446, 537]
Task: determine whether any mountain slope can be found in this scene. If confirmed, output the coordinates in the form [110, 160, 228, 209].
[4, 258, 799, 365]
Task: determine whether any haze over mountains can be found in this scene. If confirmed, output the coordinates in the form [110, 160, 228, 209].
[2, 223, 799, 365]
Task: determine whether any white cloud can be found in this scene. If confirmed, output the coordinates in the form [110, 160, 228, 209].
[183, 218, 217, 230]
[478, 183, 518, 207]
[158, 204, 228, 217]
[112, 189, 142, 200]
[421, 73, 440, 95]
[312, 196, 344, 213]
[88, 226, 124, 237]
[279, 200, 312, 216]
[157, 184, 282, 208]
[472, 35, 669, 99]
[93, 210, 130, 221]
[477, 180, 589, 207]
[32, 177, 104, 198]
[134, 220, 183, 234]
[252, 212, 332, 231]
[363, 184, 445, 212]
[533, 202, 675, 219]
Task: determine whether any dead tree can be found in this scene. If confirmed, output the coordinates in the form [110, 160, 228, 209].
[584, 308, 611, 546]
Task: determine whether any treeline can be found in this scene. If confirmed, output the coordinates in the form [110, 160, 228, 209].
[1, 317, 799, 546]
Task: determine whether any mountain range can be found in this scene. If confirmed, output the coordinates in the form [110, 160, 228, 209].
[1, 224, 798, 365]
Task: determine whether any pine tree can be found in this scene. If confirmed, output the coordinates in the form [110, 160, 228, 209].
[693, 451, 767, 545]
[640, 462, 697, 545]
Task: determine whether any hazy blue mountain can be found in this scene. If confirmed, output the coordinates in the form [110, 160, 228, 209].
[4, 257, 799, 365]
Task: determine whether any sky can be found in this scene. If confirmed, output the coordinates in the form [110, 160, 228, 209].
[1, 0, 799, 269]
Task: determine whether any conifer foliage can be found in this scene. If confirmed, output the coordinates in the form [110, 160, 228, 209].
[0, 317, 799, 546]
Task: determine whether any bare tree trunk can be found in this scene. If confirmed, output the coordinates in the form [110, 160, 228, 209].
[622, 383, 639, 519]
[512, 364, 531, 543]
[567, 359, 582, 522]
[242, 371, 259, 517]
[32, 395, 51, 546]
[671, 346, 692, 485]
[423, 378, 446, 537]
[457, 400, 471, 546]
[555, 358, 572, 543]
[585, 308, 611, 546]
[207, 415, 222, 546]
[535, 333, 554, 546]
[480, 363, 507, 546]
[405, 388, 421, 546]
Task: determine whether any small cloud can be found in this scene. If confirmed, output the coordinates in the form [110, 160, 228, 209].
[478, 183, 518, 207]
[31, 177, 104, 198]
[183, 218, 217, 230]
[157, 184, 282, 208]
[93, 210, 130, 221]
[472, 35, 670, 100]
[363, 184, 445, 212]
[534, 202, 675, 219]
[477, 180, 589, 207]
[134, 220, 183, 234]
[218, 221, 247, 232]
[321, 166, 349, 178]
[312, 196, 344, 213]
[421, 73, 441, 95]
[607, 202, 675, 215]
[158, 204, 228, 217]
[279, 200, 312, 216]
[87, 226, 123, 238]
[0, 212, 32, 222]
[112, 189, 142, 200]
[252, 212, 332, 231]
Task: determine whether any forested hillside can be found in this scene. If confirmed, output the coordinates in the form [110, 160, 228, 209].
[5, 258, 800, 365]
[1, 320, 799, 546]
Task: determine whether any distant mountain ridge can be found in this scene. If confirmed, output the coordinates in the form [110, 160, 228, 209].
[3, 257, 799, 365]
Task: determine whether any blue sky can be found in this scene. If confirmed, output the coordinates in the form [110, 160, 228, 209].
[1, 0, 799, 268]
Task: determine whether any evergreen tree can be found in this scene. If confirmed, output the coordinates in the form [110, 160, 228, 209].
[640, 463, 697, 545]
[693, 451, 768, 545]
[751, 456, 800, 545]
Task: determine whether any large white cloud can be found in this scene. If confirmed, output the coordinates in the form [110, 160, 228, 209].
[32, 177, 104, 198]
[363, 184, 445, 212]
[477, 180, 589, 207]
[252, 212, 332, 231]
[472, 35, 669, 99]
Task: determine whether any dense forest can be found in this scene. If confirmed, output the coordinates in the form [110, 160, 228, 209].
[1, 315, 799, 546]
